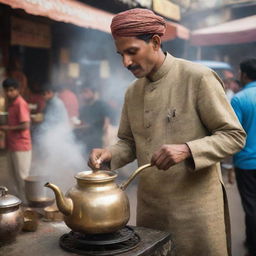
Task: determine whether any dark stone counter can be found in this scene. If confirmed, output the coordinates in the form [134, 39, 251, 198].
[0, 221, 171, 256]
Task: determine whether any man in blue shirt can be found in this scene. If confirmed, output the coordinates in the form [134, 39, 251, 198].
[231, 58, 256, 256]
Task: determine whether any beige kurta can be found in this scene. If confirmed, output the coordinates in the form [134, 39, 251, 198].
[109, 53, 246, 256]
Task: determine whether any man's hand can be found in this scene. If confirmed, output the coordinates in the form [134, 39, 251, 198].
[88, 148, 112, 170]
[151, 144, 191, 170]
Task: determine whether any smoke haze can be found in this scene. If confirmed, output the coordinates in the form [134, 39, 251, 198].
[30, 97, 85, 192]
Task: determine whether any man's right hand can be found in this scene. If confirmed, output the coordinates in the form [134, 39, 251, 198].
[88, 148, 112, 170]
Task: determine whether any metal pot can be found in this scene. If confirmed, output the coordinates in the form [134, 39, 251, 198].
[0, 186, 23, 244]
[45, 163, 151, 234]
[24, 175, 54, 207]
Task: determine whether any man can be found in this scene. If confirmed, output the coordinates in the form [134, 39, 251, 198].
[223, 78, 241, 101]
[0, 78, 31, 202]
[8, 57, 29, 100]
[231, 58, 256, 256]
[57, 83, 79, 125]
[40, 85, 69, 127]
[32, 84, 75, 182]
[33, 84, 69, 155]
[79, 86, 112, 154]
[88, 8, 246, 256]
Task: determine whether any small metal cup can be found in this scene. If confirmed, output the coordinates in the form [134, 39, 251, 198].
[43, 205, 63, 222]
[22, 209, 39, 232]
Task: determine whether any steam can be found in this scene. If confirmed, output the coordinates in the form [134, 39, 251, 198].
[29, 29, 136, 192]
[31, 98, 85, 191]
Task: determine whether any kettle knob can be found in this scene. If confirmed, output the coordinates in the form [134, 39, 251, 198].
[0, 186, 8, 197]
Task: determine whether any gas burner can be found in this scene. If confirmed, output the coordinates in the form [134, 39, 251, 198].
[72, 226, 136, 245]
[59, 226, 140, 256]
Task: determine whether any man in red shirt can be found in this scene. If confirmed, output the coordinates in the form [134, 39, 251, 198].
[57, 84, 79, 125]
[0, 78, 32, 202]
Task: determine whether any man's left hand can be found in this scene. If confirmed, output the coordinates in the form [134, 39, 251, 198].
[151, 144, 191, 170]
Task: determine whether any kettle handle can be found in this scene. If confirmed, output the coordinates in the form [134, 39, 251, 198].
[120, 163, 152, 190]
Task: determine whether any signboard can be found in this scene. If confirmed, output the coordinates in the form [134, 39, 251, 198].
[153, 0, 181, 21]
[11, 16, 51, 48]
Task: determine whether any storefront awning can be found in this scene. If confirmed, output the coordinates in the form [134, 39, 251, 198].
[0, 0, 113, 33]
[1, 0, 189, 41]
[191, 15, 256, 46]
[162, 21, 190, 41]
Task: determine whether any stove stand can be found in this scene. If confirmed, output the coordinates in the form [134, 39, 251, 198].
[59, 226, 141, 256]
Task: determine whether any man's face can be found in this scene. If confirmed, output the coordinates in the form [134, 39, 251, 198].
[4, 87, 19, 100]
[42, 91, 53, 101]
[114, 36, 159, 78]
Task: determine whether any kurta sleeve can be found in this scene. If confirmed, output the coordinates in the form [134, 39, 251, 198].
[186, 71, 246, 171]
[108, 92, 136, 170]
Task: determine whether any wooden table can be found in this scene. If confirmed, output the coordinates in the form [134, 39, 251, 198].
[0, 221, 172, 256]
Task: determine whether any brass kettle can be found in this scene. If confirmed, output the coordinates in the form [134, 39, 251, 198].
[45, 164, 151, 234]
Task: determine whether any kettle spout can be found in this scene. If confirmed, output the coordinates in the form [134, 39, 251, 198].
[44, 182, 73, 216]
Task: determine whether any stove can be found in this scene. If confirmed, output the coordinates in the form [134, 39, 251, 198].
[59, 226, 141, 255]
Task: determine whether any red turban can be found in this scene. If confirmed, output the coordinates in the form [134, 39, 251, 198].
[111, 8, 166, 38]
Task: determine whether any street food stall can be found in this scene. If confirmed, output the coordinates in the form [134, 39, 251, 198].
[0, 166, 172, 256]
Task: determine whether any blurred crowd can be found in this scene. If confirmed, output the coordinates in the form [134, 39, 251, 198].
[220, 59, 256, 256]
[0, 60, 118, 202]
[1, 54, 256, 256]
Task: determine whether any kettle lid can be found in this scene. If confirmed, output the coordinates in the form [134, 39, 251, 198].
[0, 186, 21, 208]
[75, 170, 117, 182]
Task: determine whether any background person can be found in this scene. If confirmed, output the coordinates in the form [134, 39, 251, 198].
[88, 8, 246, 256]
[7, 57, 29, 100]
[78, 85, 113, 155]
[0, 78, 31, 202]
[31, 84, 70, 160]
[30, 84, 80, 187]
[221, 78, 241, 184]
[231, 58, 256, 256]
[41, 84, 69, 127]
[223, 77, 241, 101]
[57, 82, 79, 126]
